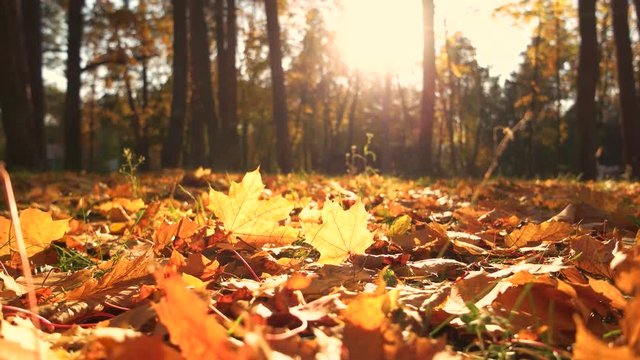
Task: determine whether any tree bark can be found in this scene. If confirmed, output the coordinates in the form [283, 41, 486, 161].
[444, 32, 458, 175]
[418, 0, 436, 175]
[576, 0, 598, 180]
[162, 0, 188, 168]
[612, 0, 640, 177]
[63, 0, 84, 171]
[0, 0, 41, 169]
[22, 0, 46, 165]
[264, 0, 292, 173]
[215, 0, 240, 169]
[380, 72, 392, 173]
[188, 0, 217, 168]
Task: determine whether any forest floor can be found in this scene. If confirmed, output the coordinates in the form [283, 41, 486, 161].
[0, 167, 639, 359]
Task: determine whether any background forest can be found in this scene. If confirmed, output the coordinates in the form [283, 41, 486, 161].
[1, 0, 639, 179]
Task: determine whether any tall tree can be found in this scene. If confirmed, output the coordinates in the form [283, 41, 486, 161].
[188, 0, 217, 168]
[22, 0, 46, 164]
[162, 0, 188, 168]
[215, 0, 240, 169]
[380, 72, 392, 173]
[0, 0, 42, 169]
[63, 0, 84, 170]
[611, 0, 640, 177]
[576, 0, 599, 179]
[264, 0, 292, 173]
[418, 0, 436, 174]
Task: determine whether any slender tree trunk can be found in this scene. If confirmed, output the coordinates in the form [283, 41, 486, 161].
[612, 0, 640, 177]
[419, 0, 436, 175]
[577, 0, 599, 180]
[264, 0, 292, 173]
[189, 0, 217, 168]
[444, 30, 458, 175]
[22, 0, 46, 165]
[380, 72, 392, 173]
[634, 0, 640, 36]
[527, 5, 543, 177]
[0, 0, 41, 169]
[215, 0, 240, 169]
[346, 75, 360, 154]
[63, 0, 84, 171]
[162, 0, 188, 168]
[554, 1, 563, 173]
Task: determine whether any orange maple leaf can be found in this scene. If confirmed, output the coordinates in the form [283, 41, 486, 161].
[153, 271, 238, 360]
[0, 208, 70, 256]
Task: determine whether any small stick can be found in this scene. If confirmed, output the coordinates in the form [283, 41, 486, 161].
[0, 163, 42, 357]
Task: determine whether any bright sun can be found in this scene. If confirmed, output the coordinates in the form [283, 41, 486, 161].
[336, 0, 423, 75]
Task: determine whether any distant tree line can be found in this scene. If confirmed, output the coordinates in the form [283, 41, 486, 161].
[0, 0, 639, 180]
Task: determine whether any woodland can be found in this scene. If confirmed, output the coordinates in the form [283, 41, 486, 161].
[0, 0, 639, 359]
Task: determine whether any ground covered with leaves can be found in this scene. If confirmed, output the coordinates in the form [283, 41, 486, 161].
[0, 168, 639, 359]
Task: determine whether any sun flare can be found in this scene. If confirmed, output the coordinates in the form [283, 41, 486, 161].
[336, 0, 423, 75]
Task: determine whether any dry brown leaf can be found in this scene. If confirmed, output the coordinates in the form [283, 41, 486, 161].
[302, 199, 374, 264]
[0, 208, 70, 256]
[505, 221, 573, 248]
[622, 297, 640, 354]
[570, 235, 616, 278]
[573, 314, 637, 360]
[65, 253, 152, 302]
[153, 271, 238, 360]
[153, 217, 200, 253]
[86, 334, 183, 360]
[207, 168, 297, 245]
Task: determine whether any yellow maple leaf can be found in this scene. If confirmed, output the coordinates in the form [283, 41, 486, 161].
[0, 208, 70, 256]
[302, 199, 374, 264]
[206, 168, 297, 245]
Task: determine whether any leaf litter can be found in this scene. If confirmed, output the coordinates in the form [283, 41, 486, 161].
[0, 169, 639, 359]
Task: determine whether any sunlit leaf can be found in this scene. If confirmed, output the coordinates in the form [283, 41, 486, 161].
[0, 208, 70, 256]
[302, 199, 374, 265]
[505, 221, 573, 248]
[207, 168, 297, 245]
[153, 271, 238, 360]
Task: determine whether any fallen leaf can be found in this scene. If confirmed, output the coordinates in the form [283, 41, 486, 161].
[302, 199, 374, 264]
[207, 168, 297, 245]
[86, 334, 183, 360]
[0, 208, 70, 256]
[622, 297, 640, 354]
[505, 221, 573, 248]
[573, 314, 637, 360]
[153, 271, 238, 360]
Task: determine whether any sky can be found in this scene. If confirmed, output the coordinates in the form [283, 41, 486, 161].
[336, 0, 533, 83]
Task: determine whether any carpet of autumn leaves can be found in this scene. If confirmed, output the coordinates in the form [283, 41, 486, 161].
[0, 168, 639, 359]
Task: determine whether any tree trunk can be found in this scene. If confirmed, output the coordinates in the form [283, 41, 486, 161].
[418, 0, 436, 175]
[612, 0, 640, 177]
[380, 72, 392, 173]
[444, 31, 458, 175]
[188, 0, 217, 168]
[346, 75, 360, 154]
[576, 0, 598, 180]
[63, 0, 84, 171]
[22, 0, 46, 165]
[215, 0, 240, 169]
[264, 0, 292, 173]
[634, 0, 640, 36]
[0, 0, 41, 169]
[162, 0, 188, 168]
